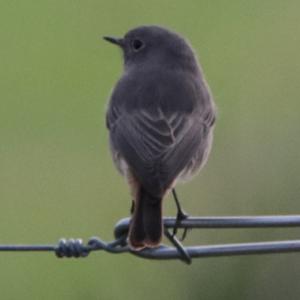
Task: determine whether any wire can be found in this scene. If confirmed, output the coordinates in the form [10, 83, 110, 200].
[1, 215, 300, 264]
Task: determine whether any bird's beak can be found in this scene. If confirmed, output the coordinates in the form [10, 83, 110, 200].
[103, 36, 124, 47]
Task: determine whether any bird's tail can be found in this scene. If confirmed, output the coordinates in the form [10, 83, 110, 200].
[128, 186, 163, 250]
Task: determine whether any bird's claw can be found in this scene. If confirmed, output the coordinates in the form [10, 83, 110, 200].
[172, 210, 189, 239]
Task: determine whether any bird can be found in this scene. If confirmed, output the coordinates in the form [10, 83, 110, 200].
[104, 25, 216, 250]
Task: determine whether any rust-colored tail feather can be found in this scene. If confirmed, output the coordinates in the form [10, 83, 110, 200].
[129, 187, 163, 250]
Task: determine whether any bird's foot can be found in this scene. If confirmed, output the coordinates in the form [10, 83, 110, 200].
[172, 209, 189, 240]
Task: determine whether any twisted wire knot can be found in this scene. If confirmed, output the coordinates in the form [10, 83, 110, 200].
[55, 236, 127, 258]
[55, 239, 90, 258]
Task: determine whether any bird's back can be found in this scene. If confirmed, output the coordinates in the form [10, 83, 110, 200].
[107, 67, 215, 197]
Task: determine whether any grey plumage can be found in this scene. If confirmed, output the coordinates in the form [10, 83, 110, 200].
[104, 25, 216, 249]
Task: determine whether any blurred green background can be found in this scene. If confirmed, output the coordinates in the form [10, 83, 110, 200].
[0, 0, 299, 299]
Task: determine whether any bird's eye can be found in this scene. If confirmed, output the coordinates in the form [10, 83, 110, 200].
[131, 39, 144, 51]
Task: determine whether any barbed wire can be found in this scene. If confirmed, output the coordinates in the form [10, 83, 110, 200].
[1, 215, 300, 264]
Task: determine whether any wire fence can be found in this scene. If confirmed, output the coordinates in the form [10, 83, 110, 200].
[1, 215, 300, 264]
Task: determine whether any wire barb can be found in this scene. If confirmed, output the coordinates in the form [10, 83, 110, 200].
[1, 215, 300, 263]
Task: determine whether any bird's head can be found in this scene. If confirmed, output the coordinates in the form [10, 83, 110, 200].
[104, 25, 198, 72]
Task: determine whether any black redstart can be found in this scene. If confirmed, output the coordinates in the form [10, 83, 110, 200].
[104, 25, 216, 250]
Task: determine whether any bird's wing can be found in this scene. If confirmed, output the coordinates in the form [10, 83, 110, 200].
[108, 106, 212, 197]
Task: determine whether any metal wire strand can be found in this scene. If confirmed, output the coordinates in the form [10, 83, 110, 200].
[1, 215, 300, 264]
